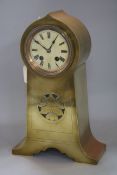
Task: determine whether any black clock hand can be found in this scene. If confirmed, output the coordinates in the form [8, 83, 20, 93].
[34, 39, 48, 51]
[47, 35, 59, 53]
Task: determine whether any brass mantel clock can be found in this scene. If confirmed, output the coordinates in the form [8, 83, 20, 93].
[12, 10, 106, 164]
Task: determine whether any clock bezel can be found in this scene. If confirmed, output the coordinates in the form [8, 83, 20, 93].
[25, 25, 72, 76]
[21, 16, 79, 77]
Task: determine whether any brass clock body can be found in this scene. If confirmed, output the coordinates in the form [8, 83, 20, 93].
[12, 10, 106, 164]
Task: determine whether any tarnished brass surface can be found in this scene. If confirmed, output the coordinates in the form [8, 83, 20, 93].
[12, 10, 106, 164]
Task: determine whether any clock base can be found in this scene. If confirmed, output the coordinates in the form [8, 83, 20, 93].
[12, 136, 106, 164]
[12, 64, 106, 164]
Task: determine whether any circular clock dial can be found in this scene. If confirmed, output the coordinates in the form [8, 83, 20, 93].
[29, 28, 70, 73]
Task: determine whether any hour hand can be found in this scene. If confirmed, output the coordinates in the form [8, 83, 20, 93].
[34, 39, 48, 51]
[47, 34, 59, 52]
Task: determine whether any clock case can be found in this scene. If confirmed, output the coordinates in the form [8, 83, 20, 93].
[12, 11, 106, 164]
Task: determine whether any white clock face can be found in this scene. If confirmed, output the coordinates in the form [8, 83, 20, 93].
[29, 28, 70, 73]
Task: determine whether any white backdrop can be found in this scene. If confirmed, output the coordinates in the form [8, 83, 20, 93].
[0, 0, 117, 175]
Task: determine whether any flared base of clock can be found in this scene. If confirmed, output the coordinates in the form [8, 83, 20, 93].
[12, 136, 106, 164]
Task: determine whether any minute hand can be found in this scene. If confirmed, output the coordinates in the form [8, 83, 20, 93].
[47, 35, 59, 52]
[34, 39, 48, 51]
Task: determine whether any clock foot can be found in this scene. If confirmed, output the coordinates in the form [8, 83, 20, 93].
[12, 138, 47, 155]
[12, 136, 106, 164]
[52, 138, 105, 164]
[79, 135, 106, 164]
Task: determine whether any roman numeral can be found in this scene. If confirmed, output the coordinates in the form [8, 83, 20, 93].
[61, 50, 67, 53]
[47, 32, 50, 38]
[39, 34, 44, 40]
[59, 42, 65, 46]
[32, 49, 37, 51]
[40, 60, 43, 66]
[48, 63, 51, 69]
[34, 55, 39, 60]
[59, 56, 65, 62]
[55, 63, 60, 69]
